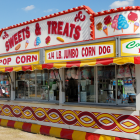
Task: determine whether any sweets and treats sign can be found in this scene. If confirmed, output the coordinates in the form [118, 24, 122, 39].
[95, 11, 140, 39]
[121, 38, 140, 56]
[0, 9, 91, 55]
[45, 41, 115, 63]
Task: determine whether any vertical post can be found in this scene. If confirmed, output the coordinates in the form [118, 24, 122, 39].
[59, 68, 65, 105]
[10, 71, 15, 100]
[135, 64, 140, 110]
[95, 66, 98, 103]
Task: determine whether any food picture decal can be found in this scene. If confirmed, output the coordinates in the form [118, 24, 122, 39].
[46, 44, 114, 61]
[94, 11, 140, 39]
[0, 9, 91, 54]
[121, 38, 140, 56]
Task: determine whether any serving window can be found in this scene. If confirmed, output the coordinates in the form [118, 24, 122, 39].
[64, 64, 136, 106]
[15, 69, 59, 101]
[0, 73, 11, 99]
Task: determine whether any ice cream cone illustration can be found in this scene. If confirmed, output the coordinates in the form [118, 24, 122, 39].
[103, 26, 108, 36]
[134, 22, 139, 32]
[25, 40, 29, 49]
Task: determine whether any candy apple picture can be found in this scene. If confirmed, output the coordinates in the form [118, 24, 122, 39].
[128, 12, 138, 23]
[45, 36, 51, 45]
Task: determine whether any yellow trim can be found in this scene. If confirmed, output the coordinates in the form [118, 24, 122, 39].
[0, 51, 40, 67]
[31, 124, 41, 134]
[49, 127, 62, 138]
[14, 121, 24, 130]
[45, 41, 116, 63]
[113, 57, 134, 65]
[121, 38, 140, 56]
[72, 130, 86, 140]
[0, 68, 5, 72]
[99, 135, 115, 140]
[1, 119, 8, 127]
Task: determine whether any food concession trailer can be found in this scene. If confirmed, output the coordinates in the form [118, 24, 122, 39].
[0, 5, 139, 140]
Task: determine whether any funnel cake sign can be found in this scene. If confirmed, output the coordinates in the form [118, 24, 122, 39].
[94, 11, 140, 39]
[0, 9, 91, 55]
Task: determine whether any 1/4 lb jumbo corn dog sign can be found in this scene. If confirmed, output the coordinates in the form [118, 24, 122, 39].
[0, 52, 39, 67]
[0, 9, 91, 55]
[45, 41, 116, 63]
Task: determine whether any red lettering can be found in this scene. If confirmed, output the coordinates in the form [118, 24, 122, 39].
[35, 23, 41, 35]
[5, 41, 9, 52]
[92, 47, 96, 56]
[74, 25, 81, 40]
[8, 36, 14, 48]
[27, 55, 31, 62]
[103, 46, 106, 54]
[76, 48, 78, 58]
[63, 22, 69, 37]
[107, 46, 111, 53]
[32, 55, 37, 61]
[70, 24, 75, 38]
[22, 28, 26, 40]
[47, 21, 52, 34]
[7, 58, 11, 64]
[99, 46, 102, 55]
[18, 30, 22, 42]
[26, 26, 30, 38]
[3, 59, 7, 65]
[52, 21, 57, 34]
[58, 21, 63, 35]
[16, 56, 20, 64]
[21, 56, 25, 63]
[85, 47, 88, 57]
[14, 33, 18, 45]
[82, 48, 84, 57]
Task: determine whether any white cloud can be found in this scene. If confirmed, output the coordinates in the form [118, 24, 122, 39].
[110, 0, 134, 9]
[44, 9, 59, 13]
[22, 5, 35, 11]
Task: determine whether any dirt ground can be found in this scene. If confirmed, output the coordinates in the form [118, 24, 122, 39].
[0, 126, 67, 140]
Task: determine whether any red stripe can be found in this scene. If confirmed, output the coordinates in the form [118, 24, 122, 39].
[22, 65, 32, 71]
[115, 137, 132, 140]
[22, 122, 32, 132]
[7, 120, 16, 128]
[40, 125, 51, 135]
[42, 64, 53, 69]
[60, 128, 73, 139]
[5, 67, 13, 72]
[85, 133, 100, 140]
[96, 58, 113, 65]
[134, 57, 140, 64]
[66, 61, 81, 68]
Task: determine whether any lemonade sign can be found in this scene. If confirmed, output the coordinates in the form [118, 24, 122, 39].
[121, 38, 140, 56]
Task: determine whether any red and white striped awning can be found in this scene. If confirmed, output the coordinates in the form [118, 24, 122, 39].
[0, 57, 140, 72]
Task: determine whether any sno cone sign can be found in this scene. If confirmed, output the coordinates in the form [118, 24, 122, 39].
[103, 26, 108, 36]
[134, 22, 139, 32]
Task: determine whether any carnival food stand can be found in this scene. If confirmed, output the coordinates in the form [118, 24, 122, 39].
[0, 5, 139, 140]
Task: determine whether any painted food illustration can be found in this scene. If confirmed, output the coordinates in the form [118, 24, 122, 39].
[104, 15, 112, 26]
[15, 44, 21, 50]
[103, 26, 108, 36]
[96, 22, 103, 31]
[111, 14, 119, 32]
[117, 14, 129, 33]
[57, 37, 64, 42]
[128, 12, 138, 23]
[45, 36, 51, 45]
[34, 37, 41, 47]
[134, 22, 139, 32]
[25, 40, 29, 49]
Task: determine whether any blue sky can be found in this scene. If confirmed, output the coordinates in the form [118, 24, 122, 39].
[0, 0, 139, 29]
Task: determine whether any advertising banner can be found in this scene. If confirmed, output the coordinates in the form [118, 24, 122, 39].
[0, 10, 91, 55]
[94, 11, 140, 39]
[121, 38, 140, 56]
[45, 41, 116, 63]
[0, 51, 39, 67]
